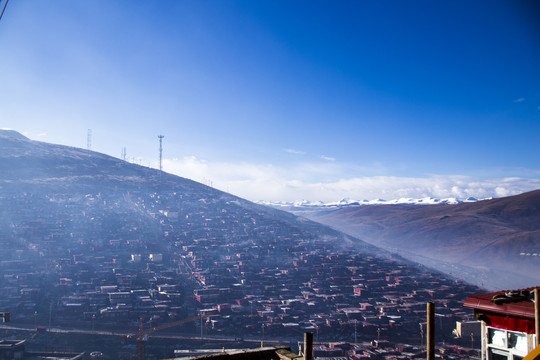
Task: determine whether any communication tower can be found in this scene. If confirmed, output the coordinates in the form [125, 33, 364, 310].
[158, 135, 164, 172]
[87, 129, 92, 155]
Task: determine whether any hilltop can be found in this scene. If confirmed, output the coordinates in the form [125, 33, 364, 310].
[0, 129, 376, 252]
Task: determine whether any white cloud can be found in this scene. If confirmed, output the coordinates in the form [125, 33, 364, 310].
[320, 155, 336, 161]
[163, 156, 209, 181]
[284, 148, 306, 155]
[161, 156, 540, 203]
[514, 97, 525, 103]
[36, 133, 47, 137]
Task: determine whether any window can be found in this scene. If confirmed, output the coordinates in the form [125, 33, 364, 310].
[508, 332, 527, 353]
[489, 348, 509, 360]
[486, 327, 532, 360]
[489, 328, 506, 347]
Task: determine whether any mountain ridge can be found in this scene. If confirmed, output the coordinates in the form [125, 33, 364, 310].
[0, 129, 379, 254]
[259, 196, 484, 208]
[3, 129, 536, 290]
[295, 190, 540, 290]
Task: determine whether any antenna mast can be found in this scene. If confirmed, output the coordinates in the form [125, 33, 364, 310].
[158, 135, 164, 172]
[87, 129, 92, 156]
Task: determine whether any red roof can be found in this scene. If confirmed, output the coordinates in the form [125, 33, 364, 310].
[463, 287, 538, 320]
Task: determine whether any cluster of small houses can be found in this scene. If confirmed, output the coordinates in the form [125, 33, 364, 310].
[0, 192, 537, 359]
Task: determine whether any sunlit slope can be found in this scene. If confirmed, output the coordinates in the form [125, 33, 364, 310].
[0, 129, 378, 254]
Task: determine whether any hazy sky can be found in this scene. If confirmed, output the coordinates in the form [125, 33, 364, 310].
[1, 1, 540, 202]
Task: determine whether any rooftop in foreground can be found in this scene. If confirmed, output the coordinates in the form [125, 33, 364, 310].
[164, 346, 302, 360]
[464, 288, 536, 319]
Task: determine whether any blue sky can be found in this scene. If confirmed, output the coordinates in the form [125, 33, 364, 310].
[1, 0, 539, 202]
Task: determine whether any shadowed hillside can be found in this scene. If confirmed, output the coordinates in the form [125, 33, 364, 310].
[299, 190, 540, 290]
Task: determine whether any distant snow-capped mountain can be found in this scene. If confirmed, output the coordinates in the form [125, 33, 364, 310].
[259, 196, 485, 208]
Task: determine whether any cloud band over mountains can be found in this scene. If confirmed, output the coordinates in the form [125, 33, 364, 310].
[161, 156, 540, 203]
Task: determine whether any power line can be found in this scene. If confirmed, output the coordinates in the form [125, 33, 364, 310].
[0, 0, 10, 22]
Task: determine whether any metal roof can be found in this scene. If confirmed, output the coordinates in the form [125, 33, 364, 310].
[463, 287, 538, 320]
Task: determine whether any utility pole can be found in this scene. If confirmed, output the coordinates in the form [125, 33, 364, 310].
[535, 288, 539, 347]
[48, 302, 52, 329]
[304, 332, 313, 360]
[427, 302, 435, 360]
[137, 318, 145, 360]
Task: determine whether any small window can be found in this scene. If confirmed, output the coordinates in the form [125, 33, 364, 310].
[489, 328, 507, 347]
[489, 348, 509, 360]
[508, 332, 527, 353]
